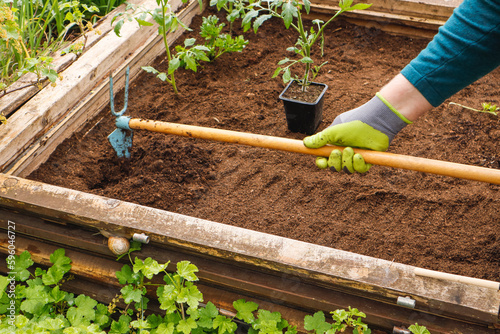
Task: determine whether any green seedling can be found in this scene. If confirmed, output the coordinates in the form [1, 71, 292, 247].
[304, 307, 371, 334]
[245, 0, 371, 91]
[60, 1, 101, 57]
[409, 323, 431, 334]
[113, 0, 203, 94]
[210, 0, 256, 34]
[200, 15, 249, 61]
[449, 101, 499, 116]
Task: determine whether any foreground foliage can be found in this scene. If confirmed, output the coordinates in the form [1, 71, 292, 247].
[1, 244, 430, 333]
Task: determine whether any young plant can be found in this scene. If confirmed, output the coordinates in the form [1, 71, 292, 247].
[60, 1, 102, 57]
[245, 0, 371, 91]
[304, 307, 371, 334]
[112, 0, 204, 94]
[210, 0, 255, 34]
[449, 101, 499, 116]
[409, 323, 431, 334]
[0, 249, 110, 333]
[200, 15, 249, 61]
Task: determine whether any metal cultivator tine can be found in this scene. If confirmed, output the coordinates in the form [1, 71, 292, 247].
[108, 67, 133, 159]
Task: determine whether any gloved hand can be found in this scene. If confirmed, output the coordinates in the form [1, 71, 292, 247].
[303, 92, 412, 173]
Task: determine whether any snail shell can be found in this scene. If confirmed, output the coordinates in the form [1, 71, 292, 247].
[108, 236, 130, 255]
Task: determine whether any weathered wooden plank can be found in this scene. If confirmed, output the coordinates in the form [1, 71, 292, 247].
[0, 0, 196, 173]
[0, 3, 121, 117]
[1, 173, 499, 326]
[4, 0, 204, 177]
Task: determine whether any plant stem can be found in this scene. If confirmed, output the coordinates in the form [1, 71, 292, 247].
[160, 0, 178, 94]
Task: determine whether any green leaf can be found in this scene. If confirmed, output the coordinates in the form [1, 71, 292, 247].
[20, 283, 52, 315]
[281, 2, 298, 29]
[168, 58, 181, 75]
[282, 68, 292, 83]
[242, 9, 259, 27]
[408, 324, 431, 334]
[158, 285, 178, 314]
[253, 14, 272, 34]
[66, 294, 98, 327]
[12, 251, 34, 282]
[142, 66, 160, 75]
[42, 249, 71, 286]
[198, 302, 219, 328]
[110, 314, 132, 334]
[0, 276, 8, 299]
[136, 18, 154, 26]
[233, 299, 259, 323]
[177, 261, 199, 281]
[177, 281, 203, 310]
[213, 315, 237, 334]
[345, 3, 372, 10]
[38, 317, 67, 330]
[300, 56, 314, 64]
[121, 284, 145, 304]
[253, 309, 283, 333]
[157, 72, 169, 81]
[272, 67, 282, 78]
[155, 322, 175, 334]
[131, 319, 150, 329]
[177, 317, 197, 334]
[184, 38, 197, 47]
[133, 257, 168, 280]
[303, 0, 311, 14]
[304, 311, 332, 334]
[116, 265, 141, 285]
[113, 19, 124, 37]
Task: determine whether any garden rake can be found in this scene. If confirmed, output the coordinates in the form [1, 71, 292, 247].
[108, 68, 500, 185]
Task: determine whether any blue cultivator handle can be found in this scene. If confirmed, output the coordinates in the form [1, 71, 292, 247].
[108, 67, 133, 158]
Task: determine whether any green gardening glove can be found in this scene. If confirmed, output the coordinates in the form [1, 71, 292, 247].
[304, 92, 412, 173]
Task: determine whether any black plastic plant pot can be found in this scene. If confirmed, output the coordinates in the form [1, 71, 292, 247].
[279, 81, 328, 135]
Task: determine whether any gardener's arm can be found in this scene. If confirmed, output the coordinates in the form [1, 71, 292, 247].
[305, 0, 500, 173]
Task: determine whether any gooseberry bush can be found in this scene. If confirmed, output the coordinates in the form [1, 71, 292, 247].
[0, 245, 431, 333]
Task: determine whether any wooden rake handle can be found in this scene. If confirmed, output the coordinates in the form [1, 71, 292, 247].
[129, 118, 500, 185]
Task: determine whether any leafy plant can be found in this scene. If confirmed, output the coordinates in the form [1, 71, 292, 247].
[449, 101, 499, 116]
[0, 249, 110, 333]
[112, 0, 204, 94]
[60, 1, 102, 57]
[244, 0, 371, 91]
[408, 323, 431, 334]
[304, 307, 371, 334]
[1, 247, 433, 334]
[200, 15, 249, 61]
[210, 0, 255, 34]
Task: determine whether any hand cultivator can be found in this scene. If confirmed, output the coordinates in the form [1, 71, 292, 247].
[108, 68, 500, 185]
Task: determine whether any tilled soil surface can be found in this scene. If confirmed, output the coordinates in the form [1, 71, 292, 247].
[29, 9, 500, 281]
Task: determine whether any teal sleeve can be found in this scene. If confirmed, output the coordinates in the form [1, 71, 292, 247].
[400, 0, 500, 107]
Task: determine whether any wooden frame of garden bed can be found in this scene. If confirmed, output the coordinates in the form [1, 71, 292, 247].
[2, 0, 498, 332]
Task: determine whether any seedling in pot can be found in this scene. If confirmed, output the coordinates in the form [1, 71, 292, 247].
[245, 0, 371, 91]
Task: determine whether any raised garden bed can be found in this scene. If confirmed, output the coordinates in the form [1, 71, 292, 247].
[19, 4, 500, 284]
[1, 0, 499, 331]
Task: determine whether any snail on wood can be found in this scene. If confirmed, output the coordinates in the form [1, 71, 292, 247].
[108, 236, 130, 255]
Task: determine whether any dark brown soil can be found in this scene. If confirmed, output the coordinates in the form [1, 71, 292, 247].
[29, 9, 500, 282]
